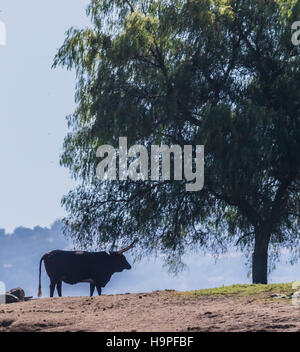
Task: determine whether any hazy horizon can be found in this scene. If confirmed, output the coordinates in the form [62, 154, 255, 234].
[1, 220, 300, 298]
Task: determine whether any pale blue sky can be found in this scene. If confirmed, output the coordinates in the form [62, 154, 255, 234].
[0, 0, 90, 232]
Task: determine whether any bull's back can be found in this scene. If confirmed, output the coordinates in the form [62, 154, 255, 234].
[44, 250, 96, 283]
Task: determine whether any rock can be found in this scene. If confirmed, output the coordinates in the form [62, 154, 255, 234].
[7, 288, 25, 301]
[270, 293, 287, 299]
[0, 288, 31, 304]
[0, 319, 14, 327]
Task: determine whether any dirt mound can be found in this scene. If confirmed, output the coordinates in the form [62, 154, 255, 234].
[0, 290, 299, 332]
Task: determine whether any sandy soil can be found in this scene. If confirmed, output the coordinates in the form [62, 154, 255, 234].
[0, 290, 299, 332]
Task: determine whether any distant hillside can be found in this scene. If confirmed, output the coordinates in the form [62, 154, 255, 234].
[0, 220, 70, 297]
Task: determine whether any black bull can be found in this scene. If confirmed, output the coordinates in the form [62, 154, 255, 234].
[38, 241, 136, 297]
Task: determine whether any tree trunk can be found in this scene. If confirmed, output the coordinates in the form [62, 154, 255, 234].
[252, 229, 270, 284]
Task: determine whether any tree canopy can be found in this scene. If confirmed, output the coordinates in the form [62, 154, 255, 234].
[54, 0, 300, 283]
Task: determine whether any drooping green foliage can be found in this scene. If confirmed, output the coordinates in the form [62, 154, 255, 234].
[54, 0, 300, 282]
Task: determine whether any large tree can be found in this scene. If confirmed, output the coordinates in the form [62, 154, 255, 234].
[54, 0, 300, 284]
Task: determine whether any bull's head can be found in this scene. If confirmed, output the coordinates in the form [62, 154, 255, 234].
[109, 239, 137, 271]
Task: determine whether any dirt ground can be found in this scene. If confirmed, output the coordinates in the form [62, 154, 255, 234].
[0, 290, 299, 332]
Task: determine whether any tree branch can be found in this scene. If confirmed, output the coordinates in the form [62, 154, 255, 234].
[235, 232, 254, 246]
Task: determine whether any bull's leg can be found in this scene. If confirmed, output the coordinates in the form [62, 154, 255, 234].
[49, 281, 56, 297]
[56, 281, 62, 297]
[90, 283, 95, 297]
[95, 284, 102, 296]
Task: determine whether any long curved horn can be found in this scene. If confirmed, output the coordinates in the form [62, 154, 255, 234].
[117, 239, 137, 255]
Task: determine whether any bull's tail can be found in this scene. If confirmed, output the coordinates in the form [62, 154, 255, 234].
[38, 254, 48, 298]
